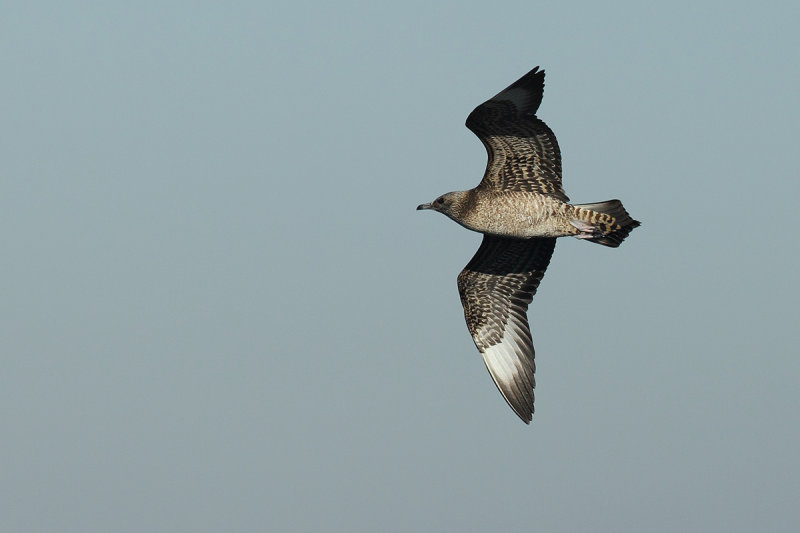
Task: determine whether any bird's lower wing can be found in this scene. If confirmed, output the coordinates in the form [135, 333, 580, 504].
[457, 236, 556, 423]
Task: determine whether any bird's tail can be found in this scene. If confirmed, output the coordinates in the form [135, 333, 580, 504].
[569, 200, 640, 248]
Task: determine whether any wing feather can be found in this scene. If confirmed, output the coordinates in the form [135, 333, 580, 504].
[457, 236, 556, 423]
[465, 67, 568, 201]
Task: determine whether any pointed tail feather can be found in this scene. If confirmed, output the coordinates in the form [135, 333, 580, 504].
[572, 200, 640, 248]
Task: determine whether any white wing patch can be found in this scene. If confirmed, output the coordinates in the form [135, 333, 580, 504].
[482, 342, 520, 385]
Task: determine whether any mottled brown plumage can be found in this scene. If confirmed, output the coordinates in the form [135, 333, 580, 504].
[418, 66, 640, 423]
[457, 236, 555, 422]
[467, 67, 568, 202]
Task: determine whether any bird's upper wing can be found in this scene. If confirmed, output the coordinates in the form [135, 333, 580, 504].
[465, 67, 568, 202]
[457, 235, 556, 423]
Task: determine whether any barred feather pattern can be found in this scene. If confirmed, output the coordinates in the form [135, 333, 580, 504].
[466, 67, 568, 202]
[457, 236, 556, 423]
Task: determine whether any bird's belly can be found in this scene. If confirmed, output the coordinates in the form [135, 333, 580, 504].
[464, 196, 574, 238]
[488, 217, 571, 238]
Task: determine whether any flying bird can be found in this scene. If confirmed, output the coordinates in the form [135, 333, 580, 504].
[417, 66, 640, 423]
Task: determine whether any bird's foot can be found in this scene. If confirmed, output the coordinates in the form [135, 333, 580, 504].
[570, 220, 604, 240]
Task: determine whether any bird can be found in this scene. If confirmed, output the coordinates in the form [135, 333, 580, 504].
[417, 66, 640, 423]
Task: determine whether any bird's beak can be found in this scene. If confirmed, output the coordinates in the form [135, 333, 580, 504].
[417, 202, 433, 210]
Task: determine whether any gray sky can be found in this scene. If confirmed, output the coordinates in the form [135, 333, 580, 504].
[2, 1, 798, 531]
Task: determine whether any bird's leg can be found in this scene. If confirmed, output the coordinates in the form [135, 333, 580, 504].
[570, 219, 603, 239]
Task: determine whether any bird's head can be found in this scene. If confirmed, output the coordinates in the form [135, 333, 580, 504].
[416, 190, 470, 220]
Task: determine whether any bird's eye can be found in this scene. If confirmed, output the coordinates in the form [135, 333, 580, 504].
[436, 197, 445, 204]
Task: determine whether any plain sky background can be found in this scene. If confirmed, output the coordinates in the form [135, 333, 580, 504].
[2, 1, 798, 531]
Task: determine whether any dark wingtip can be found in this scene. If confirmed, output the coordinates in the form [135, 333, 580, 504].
[506, 392, 534, 424]
[515, 405, 533, 424]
